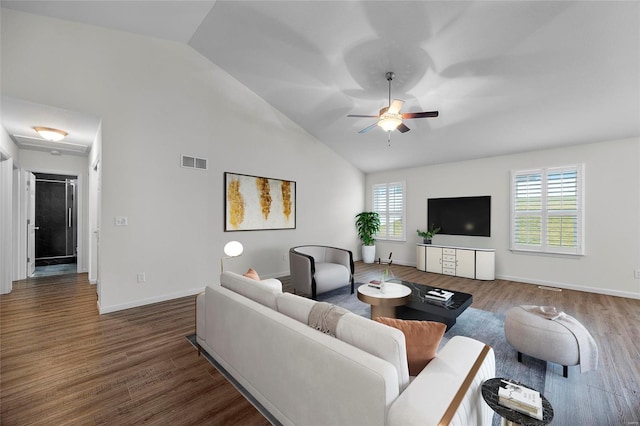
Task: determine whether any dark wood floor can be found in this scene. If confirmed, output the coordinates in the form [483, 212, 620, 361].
[0, 273, 269, 425]
[2, 264, 639, 425]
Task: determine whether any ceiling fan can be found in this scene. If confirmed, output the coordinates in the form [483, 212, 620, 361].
[348, 71, 438, 136]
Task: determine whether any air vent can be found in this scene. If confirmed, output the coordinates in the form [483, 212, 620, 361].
[181, 154, 208, 170]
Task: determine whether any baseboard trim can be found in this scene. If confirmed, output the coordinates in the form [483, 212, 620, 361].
[497, 274, 640, 300]
[98, 287, 206, 314]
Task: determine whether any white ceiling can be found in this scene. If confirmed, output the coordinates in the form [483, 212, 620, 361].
[2, 1, 638, 172]
[2, 96, 101, 156]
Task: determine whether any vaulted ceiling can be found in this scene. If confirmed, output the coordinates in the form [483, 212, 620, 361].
[2, 1, 638, 172]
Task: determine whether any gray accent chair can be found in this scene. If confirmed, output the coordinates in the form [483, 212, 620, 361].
[289, 245, 354, 300]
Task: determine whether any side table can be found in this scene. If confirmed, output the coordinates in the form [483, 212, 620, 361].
[356, 282, 412, 319]
[481, 378, 554, 426]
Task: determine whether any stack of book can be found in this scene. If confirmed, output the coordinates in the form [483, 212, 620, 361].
[498, 380, 543, 420]
[423, 289, 454, 301]
[368, 280, 382, 289]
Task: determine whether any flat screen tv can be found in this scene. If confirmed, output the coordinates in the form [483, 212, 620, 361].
[427, 196, 491, 237]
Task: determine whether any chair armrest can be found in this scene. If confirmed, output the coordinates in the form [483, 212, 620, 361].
[289, 249, 314, 294]
[324, 247, 354, 274]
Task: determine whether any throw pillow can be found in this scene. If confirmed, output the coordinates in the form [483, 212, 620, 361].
[374, 317, 446, 376]
[243, 268, 260, 281]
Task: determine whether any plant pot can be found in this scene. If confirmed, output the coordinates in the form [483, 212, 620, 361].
[362, 245, 376, 264]
[423, 239, 432, 244]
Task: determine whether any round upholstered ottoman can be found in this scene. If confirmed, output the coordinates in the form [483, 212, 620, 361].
[504, 306, 579, 377]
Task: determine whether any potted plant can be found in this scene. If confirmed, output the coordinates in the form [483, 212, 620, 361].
[417, 226, 440, 244]
[355, 212, 380, 263]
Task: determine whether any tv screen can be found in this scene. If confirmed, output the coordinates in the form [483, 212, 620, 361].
[428, 196, 491, 237]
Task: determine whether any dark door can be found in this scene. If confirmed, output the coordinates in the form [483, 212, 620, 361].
[34, 173, 77, 264]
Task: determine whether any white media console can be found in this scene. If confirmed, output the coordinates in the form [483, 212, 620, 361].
[416, 244, 495, 280]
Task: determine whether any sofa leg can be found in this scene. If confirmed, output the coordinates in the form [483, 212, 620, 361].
[563, 365, 568, 378]
[517, 351, 522, 363]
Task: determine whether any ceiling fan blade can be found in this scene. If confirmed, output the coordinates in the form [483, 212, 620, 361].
[397, 123, 410, 133]
[402, 111, 439, 119]
[358, 122, 379, 134]
[387, 99, 405, 115]
[347, 114, 378, 118]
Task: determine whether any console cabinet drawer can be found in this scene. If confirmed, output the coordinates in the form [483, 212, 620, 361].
[416, 245, 495, 280]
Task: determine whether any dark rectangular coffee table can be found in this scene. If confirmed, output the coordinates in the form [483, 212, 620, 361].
[389, 279, 473, 330]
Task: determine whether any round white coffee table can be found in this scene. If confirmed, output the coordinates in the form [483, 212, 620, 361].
[357, 282, 412, 319]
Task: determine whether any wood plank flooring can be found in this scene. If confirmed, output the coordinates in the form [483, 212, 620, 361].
[0, 273, 268, 426]
[2, 264, 639, 425]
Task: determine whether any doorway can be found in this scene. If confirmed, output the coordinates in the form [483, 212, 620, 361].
[30, 173, 78, 277]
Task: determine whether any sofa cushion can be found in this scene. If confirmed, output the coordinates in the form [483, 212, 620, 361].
[276, 292, 317, 323]
[220, 271, 282, 309]
[337, 313, 410, 392]
[314, 262, 350, 284]
[275, 292, 409, 392]
[375, 317, 446, 376]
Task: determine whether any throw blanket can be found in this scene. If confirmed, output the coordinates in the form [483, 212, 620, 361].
[308, 302, 349, 337]
[521, 305, 598, 373]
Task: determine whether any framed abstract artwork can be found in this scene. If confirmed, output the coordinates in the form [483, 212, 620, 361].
[224, 172, 296, 231]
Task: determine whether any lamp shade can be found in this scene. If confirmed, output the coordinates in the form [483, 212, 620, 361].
[223, 241, 244, 257]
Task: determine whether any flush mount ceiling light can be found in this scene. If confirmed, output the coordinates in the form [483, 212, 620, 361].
[34, 126, 68, 141]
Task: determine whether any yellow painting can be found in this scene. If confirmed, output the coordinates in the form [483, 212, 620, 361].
[224, 172, 296, 231]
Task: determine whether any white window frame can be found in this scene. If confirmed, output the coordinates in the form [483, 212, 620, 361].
[372, 181, 406, 242]
[510, 164, 584, 255]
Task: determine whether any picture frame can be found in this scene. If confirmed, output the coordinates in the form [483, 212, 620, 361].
[224, 172, 296, 231]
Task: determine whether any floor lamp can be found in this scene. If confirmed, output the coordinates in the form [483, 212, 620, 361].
[221, 241, 243, 273]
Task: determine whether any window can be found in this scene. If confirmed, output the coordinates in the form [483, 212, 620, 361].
[372, 182, 406, 241]
[511, 165, 584, 255]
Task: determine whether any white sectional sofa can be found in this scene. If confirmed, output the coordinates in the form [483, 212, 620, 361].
[196, 272, 495, 426]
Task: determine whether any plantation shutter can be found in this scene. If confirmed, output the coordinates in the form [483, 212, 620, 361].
[511, 165, 583, 255]
[372, 181, 406, 241]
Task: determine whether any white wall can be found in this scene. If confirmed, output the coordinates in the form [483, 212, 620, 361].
[1, 9, 364, 312]
[0, 126, 19, 160]
[0, 155, 12, 294]
[88, 123, 102, 285]
[369, 138, 640, 298]
[0, 128, 19, 293]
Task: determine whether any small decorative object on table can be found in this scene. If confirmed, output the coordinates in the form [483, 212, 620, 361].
[423, 288, 454, 302]
[416, 226, 440, 244]
[498, 380, 542, 420]
[481, 377, 553, 426]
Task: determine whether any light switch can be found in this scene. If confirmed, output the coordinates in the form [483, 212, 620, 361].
[115, 216, 128, 226]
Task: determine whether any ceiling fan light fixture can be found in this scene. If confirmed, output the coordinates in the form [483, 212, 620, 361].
[378, 115, 402, 132]
[34, 126, 68, 141]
